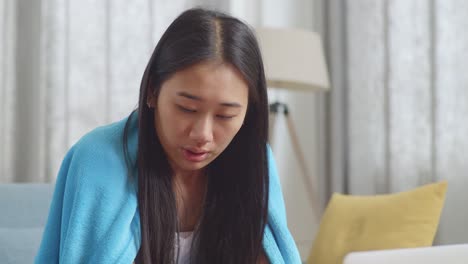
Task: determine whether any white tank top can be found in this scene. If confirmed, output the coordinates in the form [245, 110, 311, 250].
[174, 231, 194, 263]
[132, 231, 194, 264]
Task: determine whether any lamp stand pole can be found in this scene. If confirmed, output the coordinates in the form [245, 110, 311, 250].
[269, 101, 320, 220]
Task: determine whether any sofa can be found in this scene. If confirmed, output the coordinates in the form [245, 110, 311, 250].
[0, 183, 54, 264]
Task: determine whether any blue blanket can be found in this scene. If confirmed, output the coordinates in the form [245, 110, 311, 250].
[34, 115, 302, 263]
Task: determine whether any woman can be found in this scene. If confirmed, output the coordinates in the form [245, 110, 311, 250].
[35, 8, 301, 264]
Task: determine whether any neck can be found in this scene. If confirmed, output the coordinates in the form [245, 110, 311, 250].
[173, 169, 208, 232]
[173, 168, 206, 189]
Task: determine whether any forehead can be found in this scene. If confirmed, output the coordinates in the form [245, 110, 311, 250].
[161, 60, 249, 101]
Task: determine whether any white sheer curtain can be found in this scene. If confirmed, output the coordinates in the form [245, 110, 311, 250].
[324, 0, 468, 246]
[0, 0, 16, 183]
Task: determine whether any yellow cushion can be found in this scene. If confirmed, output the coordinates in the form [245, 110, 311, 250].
[307, 181, 447, 264]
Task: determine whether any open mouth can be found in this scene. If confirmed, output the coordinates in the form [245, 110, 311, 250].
[182, 148, 209, 162]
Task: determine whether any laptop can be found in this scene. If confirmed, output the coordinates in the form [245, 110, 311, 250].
[343, 244, 468, 264]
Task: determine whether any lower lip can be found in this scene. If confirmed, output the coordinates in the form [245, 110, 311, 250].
[182, 149, 208, 162]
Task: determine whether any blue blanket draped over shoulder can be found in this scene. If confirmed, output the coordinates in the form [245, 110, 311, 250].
[34, 114, 302, 264]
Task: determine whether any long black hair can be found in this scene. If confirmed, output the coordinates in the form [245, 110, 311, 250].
[123, 7, 269, 264]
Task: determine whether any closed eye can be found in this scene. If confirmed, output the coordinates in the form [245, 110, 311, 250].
[216, 114, 236, 120]
[177, 105, 236, 119]
[177, 105, 196, 113]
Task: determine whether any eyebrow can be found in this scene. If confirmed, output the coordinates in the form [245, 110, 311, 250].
[176, 91, 242, 108]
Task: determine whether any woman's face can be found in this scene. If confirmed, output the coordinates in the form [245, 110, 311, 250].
[149, 60, 249, 174]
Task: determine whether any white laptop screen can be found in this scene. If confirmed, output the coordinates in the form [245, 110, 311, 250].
[343, 244, 468, 264]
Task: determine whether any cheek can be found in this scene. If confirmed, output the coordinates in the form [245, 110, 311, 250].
[216, 121, 243, 145]
[161, 114, 187, 139]
[156, 107, 184, 142]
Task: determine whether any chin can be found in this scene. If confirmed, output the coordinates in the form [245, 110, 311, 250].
[179, 160, 210, 172]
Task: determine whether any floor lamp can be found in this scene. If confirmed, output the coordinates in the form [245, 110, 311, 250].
[255, 27, 330, 220]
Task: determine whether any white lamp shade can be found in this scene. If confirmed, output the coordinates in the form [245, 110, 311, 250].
[255, 27, 330, 91]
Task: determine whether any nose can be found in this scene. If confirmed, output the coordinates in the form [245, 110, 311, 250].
[189, 116, 214, 146]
